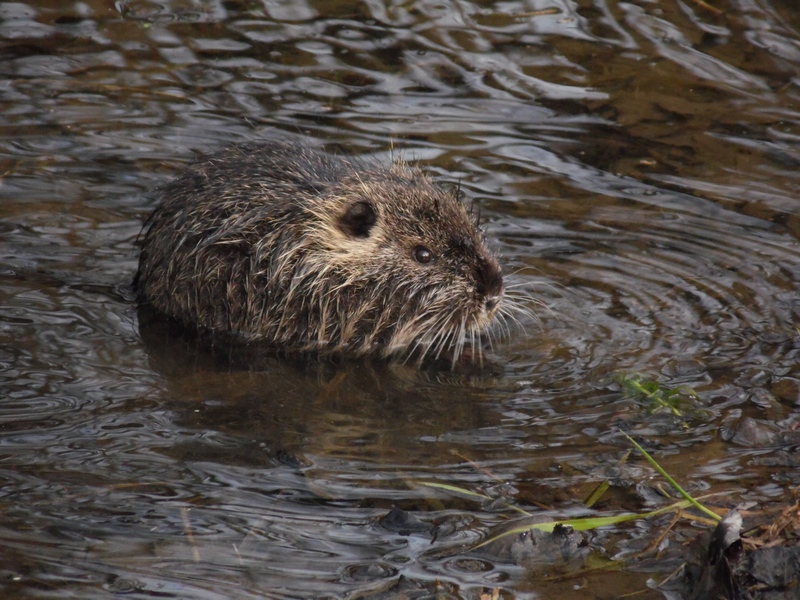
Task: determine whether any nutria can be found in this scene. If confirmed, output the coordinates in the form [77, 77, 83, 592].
[134, 141, 506, 362]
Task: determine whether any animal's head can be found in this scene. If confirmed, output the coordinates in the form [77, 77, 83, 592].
[303, 160, 504, 362]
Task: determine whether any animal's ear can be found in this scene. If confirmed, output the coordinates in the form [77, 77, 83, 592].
[340, 201, 377, 238]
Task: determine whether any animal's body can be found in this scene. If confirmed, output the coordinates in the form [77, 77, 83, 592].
[135, 141, 504, 362]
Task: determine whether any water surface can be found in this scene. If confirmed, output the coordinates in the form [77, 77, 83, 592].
[1, 1, 799, 598]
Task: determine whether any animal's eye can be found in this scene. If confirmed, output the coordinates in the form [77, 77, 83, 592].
[413, 246, 434, 264]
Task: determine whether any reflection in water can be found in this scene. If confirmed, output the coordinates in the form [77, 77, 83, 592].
[137, 306, 507, 465]
[0, 0, 799, 597]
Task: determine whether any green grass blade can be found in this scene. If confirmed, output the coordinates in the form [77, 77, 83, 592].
[473, 499, 696, 549]
[417, 481, 532, 516]
[584, 479, 610, 509]
[625, 434, 720, 522]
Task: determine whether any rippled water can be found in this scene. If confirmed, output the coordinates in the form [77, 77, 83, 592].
[1, 1, 799, 598]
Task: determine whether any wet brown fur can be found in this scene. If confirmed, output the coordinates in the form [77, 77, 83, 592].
[135, 141, 504, 361]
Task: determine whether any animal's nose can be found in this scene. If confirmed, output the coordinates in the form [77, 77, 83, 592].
[475, 258, 503, 303]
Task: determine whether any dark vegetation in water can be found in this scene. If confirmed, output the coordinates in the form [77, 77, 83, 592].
[407, 429, 800, 599]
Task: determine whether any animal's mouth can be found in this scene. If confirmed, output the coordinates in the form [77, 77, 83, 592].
[477, 285, 504, 323]
[484, 290, 503, 314]
[461, 290, 504, 338]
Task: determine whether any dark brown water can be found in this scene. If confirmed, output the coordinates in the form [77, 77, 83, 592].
[1, 1, 799, 598]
